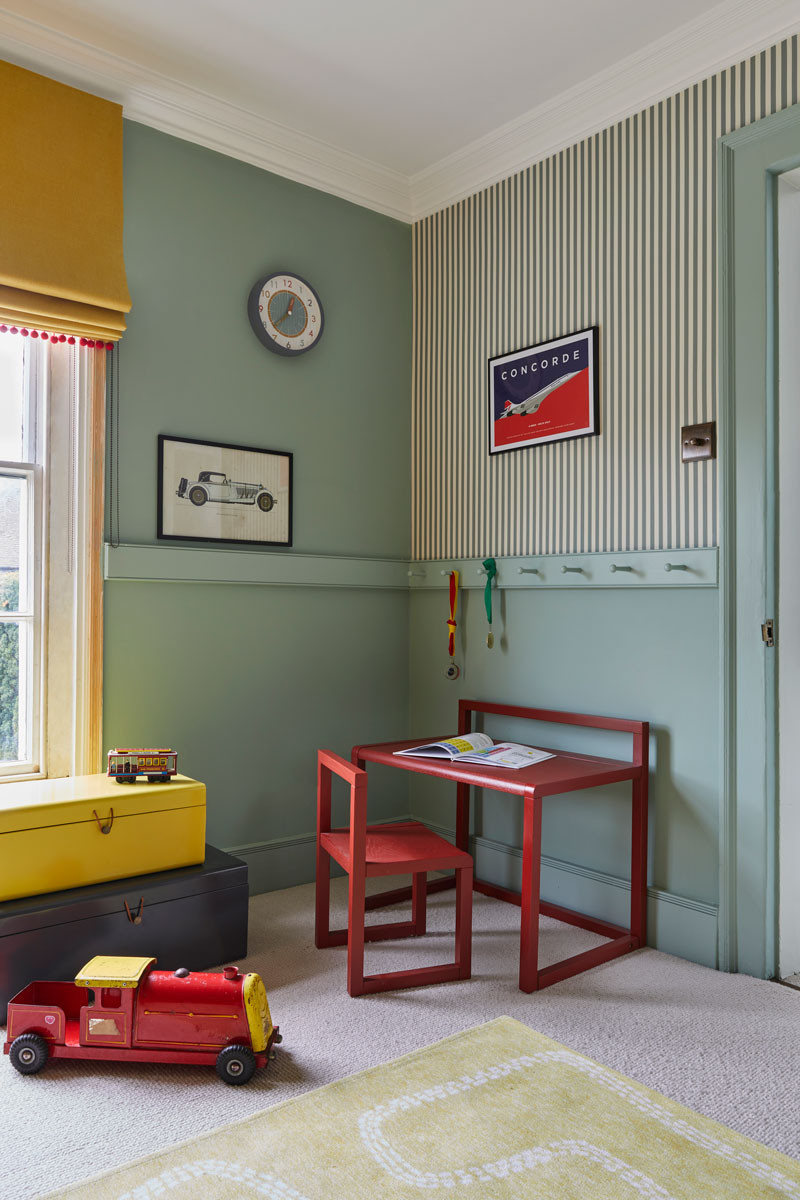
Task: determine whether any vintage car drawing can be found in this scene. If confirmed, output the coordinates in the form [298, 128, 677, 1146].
[176, 471, 276, 512]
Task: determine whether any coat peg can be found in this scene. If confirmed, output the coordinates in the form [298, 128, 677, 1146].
[609, 564, 634, 573]
[664, 563, 689, 572]
[561, 565, 584, 574]
[407, 569, 426, 578]
[441, 569, 455, 576]
[517, 567, 540, 575]
[477, 567, 488, 576]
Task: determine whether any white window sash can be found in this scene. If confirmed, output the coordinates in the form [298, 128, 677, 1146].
[0, 460, 42, 777]
[45, 345, 106, 778]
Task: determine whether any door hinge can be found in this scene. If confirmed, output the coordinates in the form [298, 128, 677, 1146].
[761, 619, 775, 647]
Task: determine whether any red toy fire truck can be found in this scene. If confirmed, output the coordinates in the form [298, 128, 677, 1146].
[3, 955, 281, 1085]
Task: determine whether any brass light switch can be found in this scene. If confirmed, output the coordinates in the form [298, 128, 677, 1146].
[681, 421, 716, 463]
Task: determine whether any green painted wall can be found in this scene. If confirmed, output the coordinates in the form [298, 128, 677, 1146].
[409, 588, 719, 909]
[116, 122, 411, 557]
[103, 123, 412, 879]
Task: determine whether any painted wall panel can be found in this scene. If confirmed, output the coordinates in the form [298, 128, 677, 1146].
[104, 583, 410, 852]
[409, 586, 720, 907]
[411, 38, 799, 558]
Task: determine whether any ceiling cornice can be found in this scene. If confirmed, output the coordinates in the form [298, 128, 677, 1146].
[410, 0, 800, 220]
[0, 8, 413, 222]
[1, 0, 800, 225]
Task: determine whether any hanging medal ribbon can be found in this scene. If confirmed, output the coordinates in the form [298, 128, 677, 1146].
[446, 570, 460, 679]
[482, 557, 497, 648]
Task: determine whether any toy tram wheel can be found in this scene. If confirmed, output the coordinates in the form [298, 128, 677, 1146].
[216, 1044, 256, 1086]
[147, 774, 160, 783]
[9, 1033, 49, 1075]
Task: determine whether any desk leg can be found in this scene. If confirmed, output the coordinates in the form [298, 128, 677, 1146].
[455, 781, 470, 854]
[630, 773, 648, 947]
[519, 792, 542, 993]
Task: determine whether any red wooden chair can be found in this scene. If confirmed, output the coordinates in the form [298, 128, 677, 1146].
[315, 749, 473, 996]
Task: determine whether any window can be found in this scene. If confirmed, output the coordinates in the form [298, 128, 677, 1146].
[0, 337, 42, 775]
[0, 334, 106, 781]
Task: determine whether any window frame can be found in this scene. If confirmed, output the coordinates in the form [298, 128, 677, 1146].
[0, 337, 105, 782]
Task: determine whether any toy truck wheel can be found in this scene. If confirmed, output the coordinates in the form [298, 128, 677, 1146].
[216, 1044, 256, 1085]
[9, 1033, 49, 1075]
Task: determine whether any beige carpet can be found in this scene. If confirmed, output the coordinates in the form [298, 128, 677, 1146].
[4, 878, 800, 1198]
[44, 1016, 800, 1199]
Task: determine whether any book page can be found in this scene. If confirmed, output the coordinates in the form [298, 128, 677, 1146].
[454, 742, 555, 769]
[394, 733, 493, 758]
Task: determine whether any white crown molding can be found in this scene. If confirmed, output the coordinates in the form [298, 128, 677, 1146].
[0, 9, 413, 222]
[2, 0, 800, 225]
[409, 0, 800, 219]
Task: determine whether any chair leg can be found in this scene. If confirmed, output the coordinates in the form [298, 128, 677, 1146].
[315, 843, 332, 949]
[347, 853, 367, 997]
[412, 871, 427, 935]
[455, 862, 473, 980]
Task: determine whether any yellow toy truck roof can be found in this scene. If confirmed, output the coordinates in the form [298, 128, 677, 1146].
[75, 955, 156, 988]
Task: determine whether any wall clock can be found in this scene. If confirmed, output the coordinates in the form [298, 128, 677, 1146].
[248, 271, 324, 356]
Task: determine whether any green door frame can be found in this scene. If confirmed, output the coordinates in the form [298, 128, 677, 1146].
[718, 105, 800, 978]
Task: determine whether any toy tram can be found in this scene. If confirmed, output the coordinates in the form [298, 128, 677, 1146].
[107, 748, 177, 784]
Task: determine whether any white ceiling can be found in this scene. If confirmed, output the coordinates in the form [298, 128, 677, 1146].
[2, 0, 800, 219]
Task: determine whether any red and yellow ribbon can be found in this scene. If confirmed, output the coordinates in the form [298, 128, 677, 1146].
[447, 570, 460, 657]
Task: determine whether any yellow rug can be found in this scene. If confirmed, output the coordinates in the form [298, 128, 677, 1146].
[51, 1017, 800, 1199]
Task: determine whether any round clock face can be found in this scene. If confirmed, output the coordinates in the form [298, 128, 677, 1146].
[248, 271, 324, 356]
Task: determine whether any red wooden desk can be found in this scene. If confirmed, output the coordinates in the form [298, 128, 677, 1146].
[352, 699, 649, 994]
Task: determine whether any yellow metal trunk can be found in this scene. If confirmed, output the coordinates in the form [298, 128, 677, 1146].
[0, 774, 206, 901]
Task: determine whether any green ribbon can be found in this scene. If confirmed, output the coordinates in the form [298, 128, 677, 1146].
[482, 557, 497, 627]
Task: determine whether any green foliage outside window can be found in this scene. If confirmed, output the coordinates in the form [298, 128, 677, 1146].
[0, 571, 19, 760]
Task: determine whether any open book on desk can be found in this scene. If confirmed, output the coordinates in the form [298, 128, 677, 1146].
[393, 733, 555, 770]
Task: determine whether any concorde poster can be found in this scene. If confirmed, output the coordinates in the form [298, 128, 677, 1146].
[488, 326, 599, 454]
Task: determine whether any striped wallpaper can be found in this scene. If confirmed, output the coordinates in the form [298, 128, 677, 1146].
[411, 35, 799, 559]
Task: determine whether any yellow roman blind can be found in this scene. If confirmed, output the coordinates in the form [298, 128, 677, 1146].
[0, 60, 131, 342]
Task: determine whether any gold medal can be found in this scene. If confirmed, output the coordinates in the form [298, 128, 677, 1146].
[486, 631, 494, 649]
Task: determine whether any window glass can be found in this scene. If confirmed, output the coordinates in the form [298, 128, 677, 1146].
[88, 1017, 120, 1037]
[0, 339, 37, 774]
[0, 337, 24, 461]
[0, 473, 27, 610]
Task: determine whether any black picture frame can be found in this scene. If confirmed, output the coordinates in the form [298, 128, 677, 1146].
[157, 434, 293, 547]
[487, 326, 599, 455]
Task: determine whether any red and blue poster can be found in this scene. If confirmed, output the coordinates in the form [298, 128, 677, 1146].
[488, 327, 599, 455]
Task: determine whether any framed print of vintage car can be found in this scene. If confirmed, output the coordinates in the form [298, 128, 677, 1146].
[158, 435, 293, 546]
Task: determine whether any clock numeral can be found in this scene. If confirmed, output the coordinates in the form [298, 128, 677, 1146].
[259, 305, 263, 312]
[300, 340, 305, 347]
[284, 278, 292, 287]
[307, 297, 313, 307]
